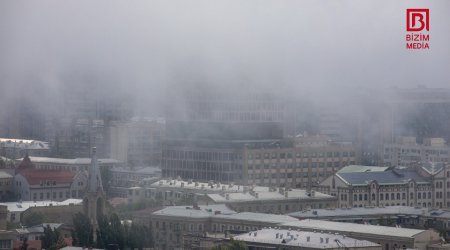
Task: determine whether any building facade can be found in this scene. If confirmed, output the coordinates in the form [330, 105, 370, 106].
[318, 163, 450, 209]
[109, 117, 165, 167]
[383, 137, 450, 167]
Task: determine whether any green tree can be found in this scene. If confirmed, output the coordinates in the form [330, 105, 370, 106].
[40, 225, 66, 250]
[212, 239, 247, 250]
[72, 212, 94, 247]
[20, 238, 28, 250]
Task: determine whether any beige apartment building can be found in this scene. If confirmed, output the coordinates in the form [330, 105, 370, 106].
[383, 137, 450, 167]
[243, 135, 358, 189]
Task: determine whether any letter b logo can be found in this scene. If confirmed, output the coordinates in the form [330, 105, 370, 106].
[407, 9, 429, 32]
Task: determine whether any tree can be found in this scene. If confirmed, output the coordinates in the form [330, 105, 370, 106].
[40, 225, 66, 250]
[72, 212, 94, 247]
[20, 238, 28, 250]
[212, 239, 247, 250]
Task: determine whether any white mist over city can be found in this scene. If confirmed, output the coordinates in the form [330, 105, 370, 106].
[0, 1, 449, 249]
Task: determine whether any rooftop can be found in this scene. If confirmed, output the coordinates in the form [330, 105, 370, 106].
[207, 189, 333, 203]
[0, 199, 83, 212]
[338, 165, 389, 173]
[234, 228, 380, 249]
[16, 156, 121, 165]
[152, 205, 296, 224]
[281, 219, 428, 238]
[289, 206, 427, 219]
[18, 169, 80, 185]
[336, 168, 429, 186]
[149, 179, 333, 202]
[153, 204, 236, 218]
[0, 171, 12, 179]
[111, 166, 161, 175]
[0, 138, 49, 150]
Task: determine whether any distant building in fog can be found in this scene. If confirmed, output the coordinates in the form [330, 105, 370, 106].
[0, 138, 50, 159]
[243, 135, 358, 189]
[51, 118, 107, 158]
[383, 136, 450, 167]
[109, 117, 165, 166]
[162, 90, 285, 184]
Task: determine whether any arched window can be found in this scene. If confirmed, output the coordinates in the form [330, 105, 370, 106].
[397, 193, 400, 200]
[418, 193, 421, 199]
[391, 193, 395, 200]
[364, 194, 368, 201]
[372, 193, 376, 201]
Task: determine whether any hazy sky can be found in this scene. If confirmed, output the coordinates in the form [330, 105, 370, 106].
[0, 0, 449, 115]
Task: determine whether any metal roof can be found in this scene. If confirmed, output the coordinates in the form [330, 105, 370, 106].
[337, 169, 430, 186]
[282, 219, 429, 238]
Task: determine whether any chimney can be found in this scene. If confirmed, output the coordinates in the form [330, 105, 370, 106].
[255, 193, 259, 199]
[181, 182, 185, 188]
[225, 194, 230, 200]
[284, 191, 288, 198]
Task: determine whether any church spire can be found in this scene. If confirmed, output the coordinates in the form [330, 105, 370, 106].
[87, 147, 103, 193]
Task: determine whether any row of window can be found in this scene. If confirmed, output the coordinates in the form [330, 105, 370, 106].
[248, 151, 355, 160]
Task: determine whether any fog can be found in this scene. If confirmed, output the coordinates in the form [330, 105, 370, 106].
[0, 0, 449, 137]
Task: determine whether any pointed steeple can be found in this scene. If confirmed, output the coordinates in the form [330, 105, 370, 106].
[87, 147, 103, 193]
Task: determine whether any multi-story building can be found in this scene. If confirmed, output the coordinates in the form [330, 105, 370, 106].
[244, 135, 358, 189]
[162, 89, 286, 184]
[127, 178, 336, 211]
[135, 204, 295, 250]
[109, 166, 161, 198]
[383, 137, 450, 167]
[52, 118, 107, 158]
[233, 228, 381, 250]
[281, 219, 439, 250]
[0, 138, 50, 159]
[318, 163, 450, 209]
[0, 172, 13, 201]
[137, 204, 439, 250]
[109, 117, 165, 166]
[14, 156, 121, 172]
[13, 155, 88, 201]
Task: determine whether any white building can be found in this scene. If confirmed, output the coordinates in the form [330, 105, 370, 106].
[14, 156, 121, 172]
[233, 228, 381, 250]
[0, 138, 49, 159]
[281, 219, 440, 250]
[0, 199, 82, 223]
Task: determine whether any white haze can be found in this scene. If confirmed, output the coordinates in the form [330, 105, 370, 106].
[0, 0, 449, 117]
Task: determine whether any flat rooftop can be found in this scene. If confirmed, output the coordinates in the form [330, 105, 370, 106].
[0, 199, 83, 212]
[149, 179, 333, 202]
[152, 205, 296, 224]
[16, 156, 121, 165]
[281, 219, 428, 238]
[0, 138, 49, 150]
[234, 228, 380, 249]
[289, 206, 427, 219]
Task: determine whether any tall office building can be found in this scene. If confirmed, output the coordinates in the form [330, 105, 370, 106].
[162, 87, 285, 183]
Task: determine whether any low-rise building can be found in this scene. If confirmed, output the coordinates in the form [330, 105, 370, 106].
[318, 163, 450, 209]
[0, 138, 50, 159]
[0, 171, 13, 202]
[233, 228, 381, 250]
[281, 219, 440, 250]
[136, 204, 295, 250]
[127, 178, 337, 211]
[109, 166, 161, 198]
[138, 204, 440, 250]
[14, 168, 87, 201]
[0, 199, 82, 224]
[14, 156, 121, 173]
